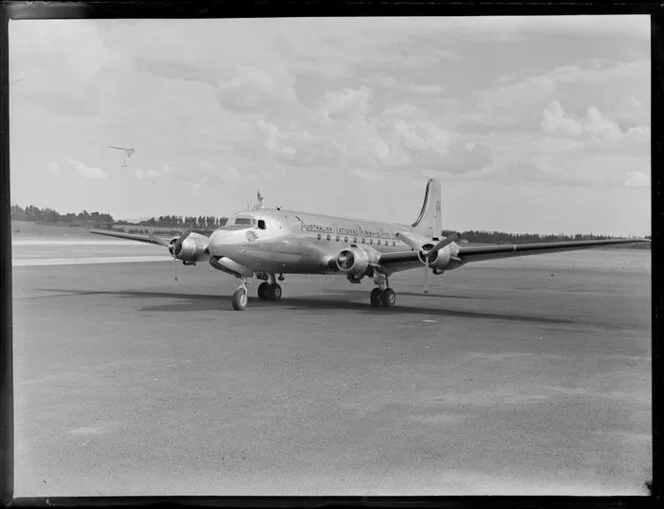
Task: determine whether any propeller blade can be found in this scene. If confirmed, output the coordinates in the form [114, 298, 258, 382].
[396, 232, 422, 252]
[429, 232, 460, 254]
[423, 259, 430, 294]
[176, 226, 194, 245]
[172, 226, 194, 256]
[148, 227, 170, 247]
[172, 254, 178, 281]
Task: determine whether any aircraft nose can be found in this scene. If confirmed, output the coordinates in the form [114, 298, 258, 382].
[208, 229, 242, 257]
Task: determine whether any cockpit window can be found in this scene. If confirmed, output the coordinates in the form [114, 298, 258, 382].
[257, 220, 266, 230]
[234, 217, 255, 226]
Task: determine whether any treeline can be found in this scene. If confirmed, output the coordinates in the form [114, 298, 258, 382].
[11, 204, 229, 231]
[443, 229, 650, 244]
[11, 204, 114, 226]
[135, 215, 228, 228]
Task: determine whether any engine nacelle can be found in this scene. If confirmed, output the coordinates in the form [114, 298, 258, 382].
[420, 243, 452, 270]
[335, 245, 380, 276]
[169, 233, 209, 263]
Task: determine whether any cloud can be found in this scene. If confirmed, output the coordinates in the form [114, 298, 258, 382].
[199, 161, 242, 181]
[370, 74, 444, 95]
[540, 101, 585, 137]
[256, 119, 334, 168]
[320, 86, 373, 120]
[478, 60, 650, 131]
[217, 64, 297, 112]
[69, 159, 107, 179]
[10, 20, 132, 116]
[540, 101, 629, 142]
[47, 161, 59, 173]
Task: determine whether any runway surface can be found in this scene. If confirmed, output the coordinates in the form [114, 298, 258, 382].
[12, 237, 652, 496]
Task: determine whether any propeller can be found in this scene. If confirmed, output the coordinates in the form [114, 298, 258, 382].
[168, 226, 194, 281]
[396, 232, 460, 294]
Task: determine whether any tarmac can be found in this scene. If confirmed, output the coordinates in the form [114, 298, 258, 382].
[11, 237, 652, 496]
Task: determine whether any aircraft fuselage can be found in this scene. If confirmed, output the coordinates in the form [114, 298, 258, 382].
[207, 208, 444, 275]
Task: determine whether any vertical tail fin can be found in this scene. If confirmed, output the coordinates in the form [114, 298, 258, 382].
[411, 178, 442, 239]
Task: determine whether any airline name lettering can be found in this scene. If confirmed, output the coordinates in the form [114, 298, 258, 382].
[304, 224, 335, 234]
[302, 222, 395, 239]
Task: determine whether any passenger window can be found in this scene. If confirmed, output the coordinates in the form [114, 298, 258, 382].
[369, 239, 373, 245]
[392, 240, 396, 246]
[257, 220, 266, 230]
[336, 235, 340, 242]
[326, 234, 331, 241]
[361, 238, 365, 244]
[317, 234, 321, 240]
[344, 236, 348, 243]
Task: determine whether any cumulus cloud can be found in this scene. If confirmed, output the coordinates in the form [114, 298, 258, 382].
[479, 60, 650, 131]
[320, 86, 373, 120]
[217, 64, 297, 112]
[540, 101, 629, 141]
[69, 159, 107, 179]
[540, 101, 585, 138]
[256, 119, 334, 168]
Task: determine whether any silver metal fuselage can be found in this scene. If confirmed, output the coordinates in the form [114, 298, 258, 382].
[207, 208, 450, 275]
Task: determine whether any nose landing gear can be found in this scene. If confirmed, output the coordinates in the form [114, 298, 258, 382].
[232, 278, 251, 311]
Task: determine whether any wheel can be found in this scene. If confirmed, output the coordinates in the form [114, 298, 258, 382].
[370, 288, 383, 307]
[232, 288, 248, 311]
[257, 282, 269, 300]
[381, 288, 396, 308]
[268, 283, 282, 301]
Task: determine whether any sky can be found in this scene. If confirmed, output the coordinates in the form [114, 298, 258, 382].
[9, 16, 651, 236]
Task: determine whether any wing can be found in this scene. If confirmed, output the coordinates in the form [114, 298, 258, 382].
[377, 238, 649, 270]
[454, 238, 649, 263]
[89, 229, 170, 247]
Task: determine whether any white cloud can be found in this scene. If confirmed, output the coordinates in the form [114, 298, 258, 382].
[320, 86, 373, 120]
[479, 60, 650, 130]
[540, 101, 584, 137]
[217, 64, 297, 112]
[540, 101, 633, 142]
[69, 159, 107, 179]
[47, 161, 59, 173]
[584, 106, 623, 141]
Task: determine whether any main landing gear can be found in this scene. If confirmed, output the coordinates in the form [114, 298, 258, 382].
[257, 281, 282, 301]
[257, 273, 283, 302]
[370, 275, 396, 308]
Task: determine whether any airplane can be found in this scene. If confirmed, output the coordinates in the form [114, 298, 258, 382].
[90, 179, 650, 311]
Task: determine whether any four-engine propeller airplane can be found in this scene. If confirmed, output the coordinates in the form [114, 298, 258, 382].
[90, 178, 649, 311]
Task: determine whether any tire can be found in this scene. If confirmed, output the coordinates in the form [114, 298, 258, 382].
[381, 288, 396, 308]
[232, 288, 248, 311]
[270, 284, 282, 301]
[370, 288, 383, 307]
[258, 282, 269, 300]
